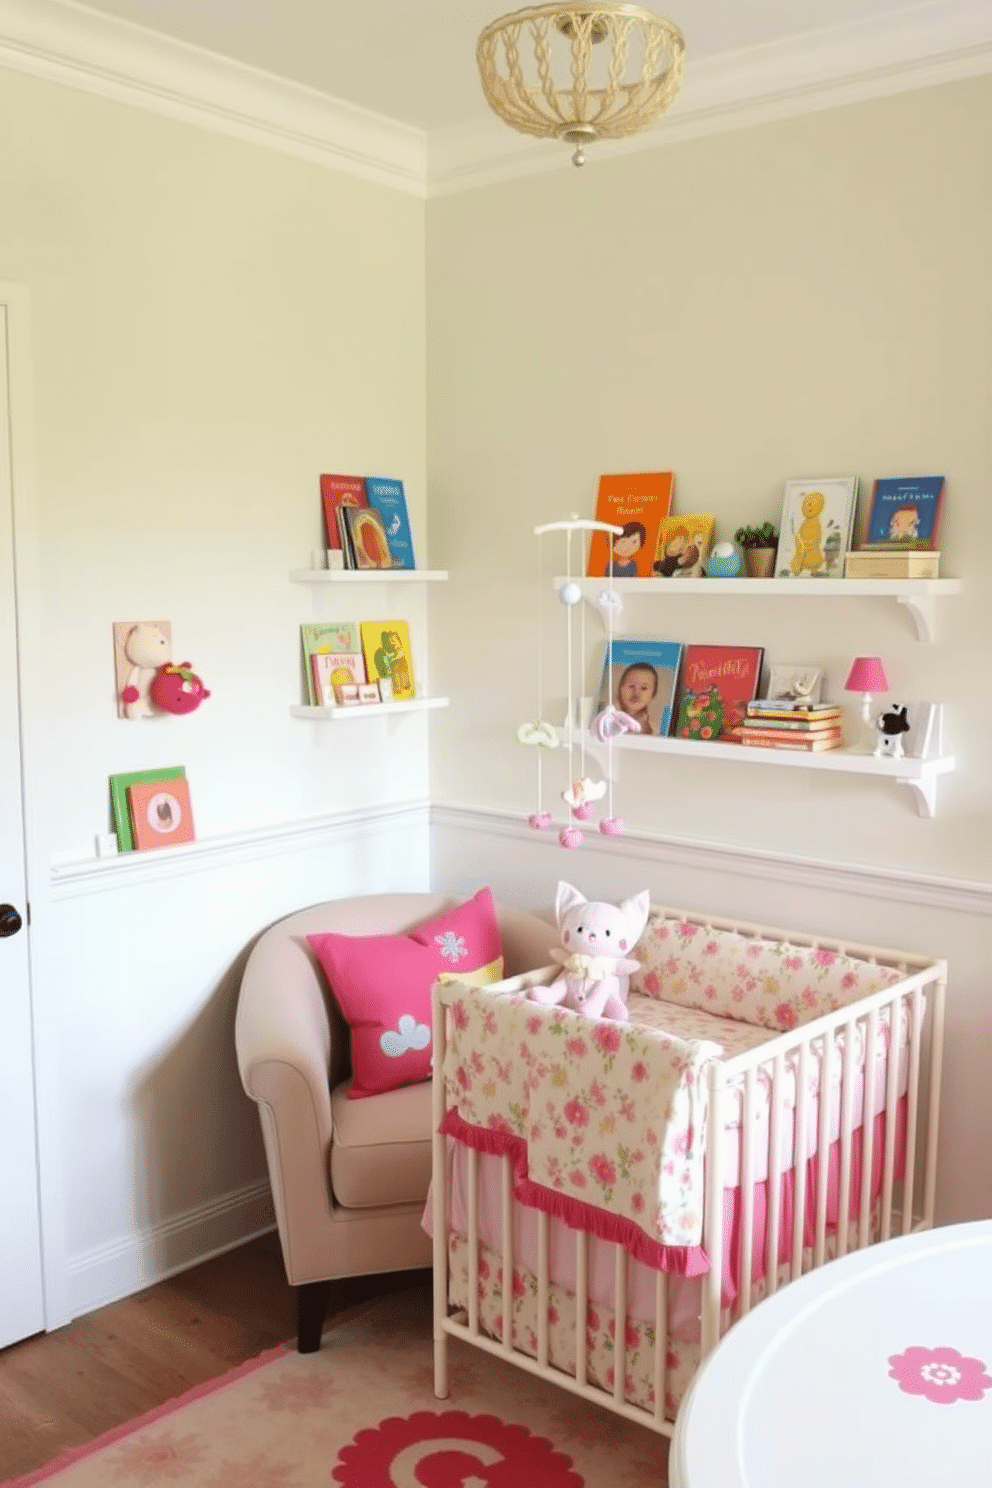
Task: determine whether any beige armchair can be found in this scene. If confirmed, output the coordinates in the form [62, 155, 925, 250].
[235, 892, 557, 1350]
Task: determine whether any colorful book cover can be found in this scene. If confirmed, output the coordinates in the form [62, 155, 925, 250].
[342, 505, 394, 570]
[747, 700, 839, 720]
[774, 476, 858, 578]
[365, 476, 416, 570]
[300, 622, 361, 705]
[311, 650, 366, 705]
[360, 619, 416, 700]
[652, 514, 715, 578]
[110, 767, 186, 852]
[740, 733, 842, 752]
[673, 645, 764, 743]
[596, 638, 683, 738]
[319, 473, 367, 551]
[740, 725, 843, 744]
[586, 472, 675, 579]
[742, 716, 840, 734]
[861, 476, 945, 551]
[126, 776, 195, 851]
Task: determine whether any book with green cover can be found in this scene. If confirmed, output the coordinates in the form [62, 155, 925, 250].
[110, 766, 186, 852]
[299, 622, 361, 705]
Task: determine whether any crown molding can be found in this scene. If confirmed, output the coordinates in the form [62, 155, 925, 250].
[1, 0, 991, 198]
[429, 0, 992, 192]
[0, 0, 427, 195]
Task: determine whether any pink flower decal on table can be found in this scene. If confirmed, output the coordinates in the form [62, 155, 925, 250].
[888, 1346, 992, 1403]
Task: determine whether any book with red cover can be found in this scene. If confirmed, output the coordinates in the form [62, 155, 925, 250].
[586, 471, 675, 579]
[127, 777, 195, 850]
[319, 473, 367, 551]
[673, 645, 764, 743]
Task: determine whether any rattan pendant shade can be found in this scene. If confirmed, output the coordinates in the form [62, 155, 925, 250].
[477, 2, 685, 165]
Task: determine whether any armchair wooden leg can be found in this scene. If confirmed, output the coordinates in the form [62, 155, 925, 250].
[297, 1279, 332, 1353]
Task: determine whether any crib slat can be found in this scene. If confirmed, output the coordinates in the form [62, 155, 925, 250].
[701, 1073, 725, 1358]
[880, 991, 902, 1242]
[537, 1211, 549, 1367]
[765, 1054, 785, 1298]
[502, 1154, 513, 1353]
[902, 987, 923, 1235]
[432, 990, 449, 1402]
[575, 1230, 589, 1388]
[613, 1243, 628, 1404]
[858, 1009, 879, 1249]
[653, 1268, 668, 1425]
[837, 1018, 857, 1259]
[813, 1028, 834, 1269]
[791, 1040, 810, 1280]
[739, 1068, 756, 1318]
[922, 976, 946, 1228]
[467, 1146, 479, 1334]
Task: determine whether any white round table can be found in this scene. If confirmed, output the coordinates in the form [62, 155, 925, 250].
[670, 1220, 992, 1488]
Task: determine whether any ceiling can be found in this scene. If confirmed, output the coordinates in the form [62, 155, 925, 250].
[34, 0, 990, 132]
[2, 0, 990, 191]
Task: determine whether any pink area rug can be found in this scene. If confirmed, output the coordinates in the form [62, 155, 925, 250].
[5, 1287, 669, 1487]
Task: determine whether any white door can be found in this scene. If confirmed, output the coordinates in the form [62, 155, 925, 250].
[0, 301, 46, 1347]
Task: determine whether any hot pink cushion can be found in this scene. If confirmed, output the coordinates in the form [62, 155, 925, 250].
[307, 888, 503, 1099]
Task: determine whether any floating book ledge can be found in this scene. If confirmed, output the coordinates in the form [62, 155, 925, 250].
[290, 698, 449, 721]
[570, 730, 954, 818]
[556, 575, 960, 643]
[290, 569, 448, 583]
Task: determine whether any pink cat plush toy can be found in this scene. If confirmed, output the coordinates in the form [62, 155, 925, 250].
[530, 881, 651, 1021]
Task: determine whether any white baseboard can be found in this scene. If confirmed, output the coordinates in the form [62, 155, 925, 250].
[67, 1180, 276, 1321]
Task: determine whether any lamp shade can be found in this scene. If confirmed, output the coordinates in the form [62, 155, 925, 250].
[844, 655, 890, 694]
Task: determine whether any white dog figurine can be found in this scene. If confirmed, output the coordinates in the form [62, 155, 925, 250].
[530, 881, 651, 1021]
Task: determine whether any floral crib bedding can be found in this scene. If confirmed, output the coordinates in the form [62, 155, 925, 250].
[432, 917, 923, 1421]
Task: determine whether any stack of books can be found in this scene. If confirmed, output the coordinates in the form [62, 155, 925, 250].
[739, 700, 844, 752]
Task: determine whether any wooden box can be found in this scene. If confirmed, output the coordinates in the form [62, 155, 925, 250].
[844, 550, 941, 579]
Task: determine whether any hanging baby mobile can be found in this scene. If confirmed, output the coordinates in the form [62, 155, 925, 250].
[518, 517, 639, 849]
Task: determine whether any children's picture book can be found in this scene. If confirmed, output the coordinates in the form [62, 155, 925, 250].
[764, 664, 824, 706]
[861, 476, 945, 550]
[300, 622, 361, 705]
[673, 644, 764, 743]
[740, 731, 842, 753]
[319, 473, 367, 552]
[651, 514, 716, 578]
[126, 776, 195, 851]
[365, 476, 416, 570]
[774, 476, 859, 579]
[360, 619, 416, 701]
[586, 472, 675, 579]
[342, 505, 394, 569]
[596, 638, 683, 737]
[110, 767, 186, 852]
[311, 650, 367, 705]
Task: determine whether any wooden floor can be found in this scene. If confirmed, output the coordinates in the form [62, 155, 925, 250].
[0, 1231, 430, 1483]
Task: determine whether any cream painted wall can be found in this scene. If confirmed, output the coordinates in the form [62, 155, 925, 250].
[426, 75, 992, 882]
[0, 67, 429, 869]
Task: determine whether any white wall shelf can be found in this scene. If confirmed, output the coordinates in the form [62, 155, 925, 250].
[291, 568, 448, 584]
[290, 697, 449, 721]
[576, 730, 954, 817]
[560, 575, 960, 642]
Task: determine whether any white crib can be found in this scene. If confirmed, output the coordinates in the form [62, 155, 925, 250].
[430, 905, 946, 1436]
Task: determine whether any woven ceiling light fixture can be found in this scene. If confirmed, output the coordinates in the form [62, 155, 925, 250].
[477, 2, 685, 166]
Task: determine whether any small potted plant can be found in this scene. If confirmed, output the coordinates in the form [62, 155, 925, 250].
[734, 521, 779, 578]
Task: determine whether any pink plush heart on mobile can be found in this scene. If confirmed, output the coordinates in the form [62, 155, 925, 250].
[529, 811, 553, 830]
[558, 827, 584, 849]
[599, 816, 625, 836]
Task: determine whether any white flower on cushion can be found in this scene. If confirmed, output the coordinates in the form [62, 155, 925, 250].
[380, 1013, 431, 1057]
[435, 930, 468, 962]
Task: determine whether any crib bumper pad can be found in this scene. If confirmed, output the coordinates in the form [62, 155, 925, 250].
[441, 983, 721, 1269]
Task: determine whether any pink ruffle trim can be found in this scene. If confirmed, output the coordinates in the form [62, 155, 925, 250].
[440, 1109, 709, 1277]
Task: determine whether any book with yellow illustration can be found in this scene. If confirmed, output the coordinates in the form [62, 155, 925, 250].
[586, 471, 675, 578]
[651, 514, 715, 578]
[360, 620, 416, 701]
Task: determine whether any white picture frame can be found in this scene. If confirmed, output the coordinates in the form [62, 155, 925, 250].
[765, 664, 824, 706]
[774, 476, 859, 579]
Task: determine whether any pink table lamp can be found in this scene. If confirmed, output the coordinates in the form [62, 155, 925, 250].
[845, 655, 890, 747]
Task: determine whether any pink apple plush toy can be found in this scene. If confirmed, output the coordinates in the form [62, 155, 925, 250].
[530, 880, 650, 1021]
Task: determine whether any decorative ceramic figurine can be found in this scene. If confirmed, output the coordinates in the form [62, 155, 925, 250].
[150, 663, 211, 715]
